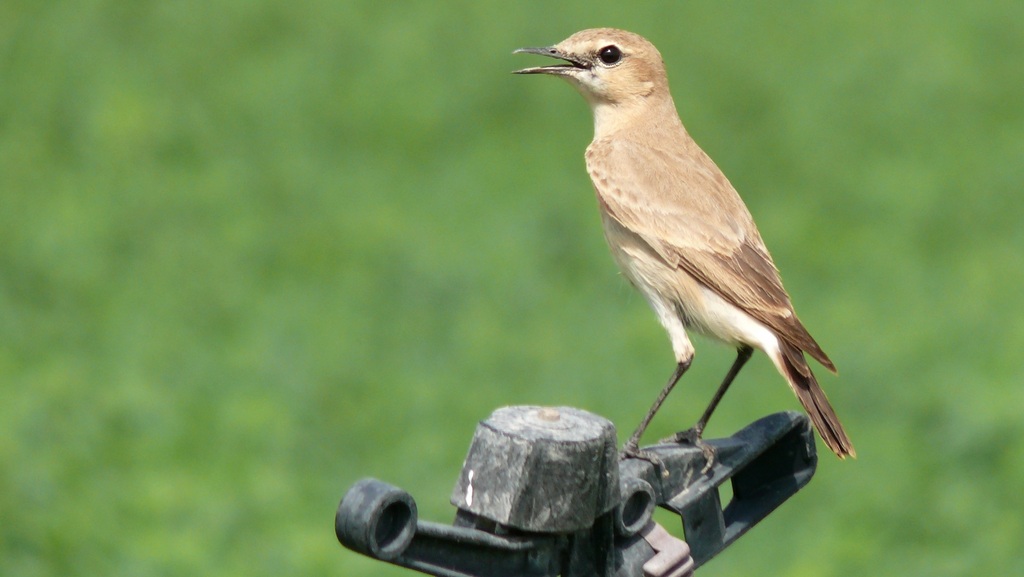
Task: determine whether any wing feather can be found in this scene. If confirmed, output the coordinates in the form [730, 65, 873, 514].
[587, 135, 835, 371]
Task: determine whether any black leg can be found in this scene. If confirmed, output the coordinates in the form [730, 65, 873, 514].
[693, 345, 753, 436]
[622, 359, 691, 456]
[663, 342, 753, 457]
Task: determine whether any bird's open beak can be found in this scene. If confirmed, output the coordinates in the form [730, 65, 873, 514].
[513, 46, 588, 75]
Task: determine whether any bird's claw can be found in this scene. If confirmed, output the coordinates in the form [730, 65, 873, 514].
[661, 427, 716, 474]
[620, 443, 669, 477]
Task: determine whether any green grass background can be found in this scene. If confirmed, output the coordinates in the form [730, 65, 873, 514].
[2, 1, 1022, 576]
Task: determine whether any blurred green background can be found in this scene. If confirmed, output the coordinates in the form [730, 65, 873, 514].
[2, 1, 1022, 576]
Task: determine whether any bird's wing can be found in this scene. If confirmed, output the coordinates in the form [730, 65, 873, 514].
[588, 137, 835, 371]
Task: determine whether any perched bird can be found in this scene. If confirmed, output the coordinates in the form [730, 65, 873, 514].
[514, 28, 854, 463]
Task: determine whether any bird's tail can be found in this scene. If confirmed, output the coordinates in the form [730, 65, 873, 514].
[778, 341, 856, 458]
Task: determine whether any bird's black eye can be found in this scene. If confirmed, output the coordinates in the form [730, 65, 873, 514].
[598, 45, 622, 65]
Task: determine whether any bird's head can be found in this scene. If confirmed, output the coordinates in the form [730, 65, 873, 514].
[514, 28, 670, 109]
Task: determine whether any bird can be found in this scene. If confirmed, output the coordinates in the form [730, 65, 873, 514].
[514, 28, 854, 464]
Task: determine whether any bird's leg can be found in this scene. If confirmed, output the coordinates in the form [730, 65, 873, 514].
[621, 359, 692, 464]
[663, 346, 753, 470]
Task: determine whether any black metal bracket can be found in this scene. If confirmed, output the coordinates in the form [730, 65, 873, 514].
[336, 408, 817, 576]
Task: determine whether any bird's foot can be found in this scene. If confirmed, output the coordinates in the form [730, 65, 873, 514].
[620, 442, 669, 477]
[661, 427, 716, 474]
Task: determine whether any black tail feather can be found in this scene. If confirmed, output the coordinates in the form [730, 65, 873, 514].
[779, 341, 855, 458]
